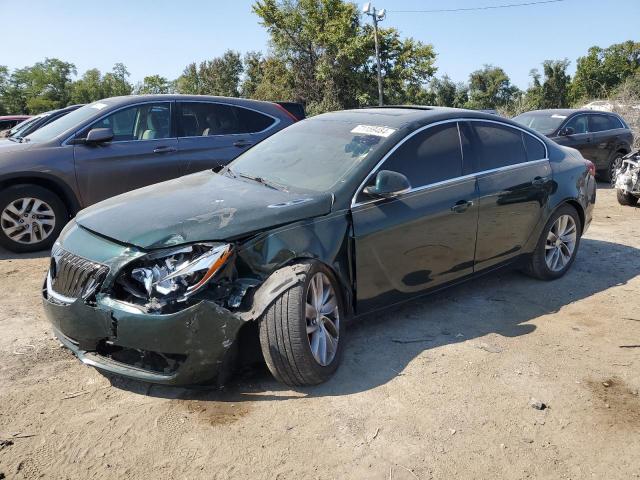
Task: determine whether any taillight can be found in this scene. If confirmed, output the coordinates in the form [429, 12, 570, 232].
[585, 159, 596, 177]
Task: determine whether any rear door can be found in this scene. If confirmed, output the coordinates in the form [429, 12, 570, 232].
[588, 114, 620, 169]
[351, 122, 478, 313]
[176, 101, 279, 175]
[73, 101, 180, 206]
[467, 120, 552, 271]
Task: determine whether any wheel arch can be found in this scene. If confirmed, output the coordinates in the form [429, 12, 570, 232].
[0, 173, 81, 218]
[554, 198, 585, 233]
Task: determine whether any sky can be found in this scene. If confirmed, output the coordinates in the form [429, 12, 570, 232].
[2, 0, 638, 89]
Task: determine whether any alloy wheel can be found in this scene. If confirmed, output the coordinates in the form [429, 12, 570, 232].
[545, 214, 577, 272]
[0, 197, 56, 245]
[610, 156, 623, 186]
[305, 272, 340, 366]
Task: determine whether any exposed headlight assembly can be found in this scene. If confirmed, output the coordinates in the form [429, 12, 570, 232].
[118, 243, 233, 304]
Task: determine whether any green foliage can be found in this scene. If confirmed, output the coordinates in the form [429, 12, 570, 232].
[430, 75, 468, 108]
[252, 0, 436, 114]
[134, 75, 172, 95]
[176, 50, 243, 97]
[466, 64, 519, 110]
[570, 40, 640, 103]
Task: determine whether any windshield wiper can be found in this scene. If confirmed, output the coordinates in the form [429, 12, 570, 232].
[237, 172, 283, 191]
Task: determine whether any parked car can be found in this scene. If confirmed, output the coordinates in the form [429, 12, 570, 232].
[0, 95, 302, 252]
[1, 105, 84, 141]
[0, 115, 31, 136]
[42, 107, 596, 387]
[513, 109, 633, 183]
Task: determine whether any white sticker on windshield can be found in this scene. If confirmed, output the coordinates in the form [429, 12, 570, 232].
[90, 102, 108, 110]
[551, 114, 567, 119]
[351, 124, 396, 137]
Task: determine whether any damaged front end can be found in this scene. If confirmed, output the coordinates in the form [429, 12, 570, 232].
[42, 223, 258, 385]
[615, 150, 640, 198]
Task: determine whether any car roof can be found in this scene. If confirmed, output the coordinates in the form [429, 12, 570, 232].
[519, 108, 621, 117]
[95, 94, 280, 109]
[309, 106, 512, 130]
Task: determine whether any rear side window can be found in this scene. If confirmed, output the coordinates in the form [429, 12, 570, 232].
[471, 122, 527, 171]
[178, 102, 275, 137]
[381, 123, 463, 188]
[589, 114, 616, 132]
[523, 133, 546, 161]
[564, 115, 588, 134]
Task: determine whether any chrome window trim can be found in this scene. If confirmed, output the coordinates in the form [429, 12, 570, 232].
[176, 100, 281, 138]
[351, 117, 549, 208]
[61, 100, 175, 146]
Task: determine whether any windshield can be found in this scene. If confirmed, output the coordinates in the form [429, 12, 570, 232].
[24, 102, 109, 143]
[9, 117, 41, 137]
[512, 112, 566, 135]
[228, 118, 396, 192]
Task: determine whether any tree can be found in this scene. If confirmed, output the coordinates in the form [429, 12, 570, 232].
[466, 65, 519, 110]
[241, 52, 295, 101]
[135, 75, 172, 94]
[540, 59, 571, 108]
[102, 63, 133, 97]
[176, 50, 243, 97]
[70, 64, 133, 104]
[252, 0, 436, 114]
[570, 40, 640, 102]
[430, 75, 468, 108]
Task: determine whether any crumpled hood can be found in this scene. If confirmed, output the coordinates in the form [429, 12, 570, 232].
[75, 170, 333, 249]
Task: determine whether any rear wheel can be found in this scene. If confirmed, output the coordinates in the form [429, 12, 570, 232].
[524, 204, 582, 280]
[606, 152, 625, 185]
[0, 184, 68, 253]
[258, 262, 345, 386]
[617, 189, 639, 206]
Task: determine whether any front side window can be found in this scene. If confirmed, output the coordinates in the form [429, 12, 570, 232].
[379, 123, 463, 188]
[471, 122, 527, 171]
[564, 115, 588, 134]
[83, 103, 171, 141]
[178, 102, 275, 137]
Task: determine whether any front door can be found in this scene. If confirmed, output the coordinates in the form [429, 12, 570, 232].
[554, 114, 593, 159]
[463, 121, 552, 271]
[351, 122, 478, 313]
[74, 102, 181, 206]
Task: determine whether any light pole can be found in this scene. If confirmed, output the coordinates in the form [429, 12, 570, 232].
[362, 3, 386, 106]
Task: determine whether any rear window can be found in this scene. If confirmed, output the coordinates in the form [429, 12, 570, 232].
[471, 122, 527, 171]
[178, 102, 275, 137]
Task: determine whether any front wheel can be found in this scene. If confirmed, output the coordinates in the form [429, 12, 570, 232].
[524, 204, 582, 281]
[258, 262, 345, 386]
[0, 184, 68, 253]
[617, 189, 639, 206]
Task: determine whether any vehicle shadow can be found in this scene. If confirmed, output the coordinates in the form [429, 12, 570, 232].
[108, 238, 639, 402]
[0, 245, 50, 260]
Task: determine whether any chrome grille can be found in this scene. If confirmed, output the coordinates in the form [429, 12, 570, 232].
[49, 248, 109, 300]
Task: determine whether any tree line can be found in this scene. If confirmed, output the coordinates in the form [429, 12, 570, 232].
[1, 0, 639, 117]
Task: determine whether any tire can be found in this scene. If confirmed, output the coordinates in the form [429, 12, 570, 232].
[617, 189, 639, 206]
[523, 204, 582, 281]
[258, 261, 345, 386]
[0, 184, 68, 253]
[606, 152, 625, 185]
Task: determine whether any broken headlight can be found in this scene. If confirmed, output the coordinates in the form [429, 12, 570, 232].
[117, 243, 233, 304]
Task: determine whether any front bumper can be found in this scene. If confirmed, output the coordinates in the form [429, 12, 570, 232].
[43, 280, 245, 386]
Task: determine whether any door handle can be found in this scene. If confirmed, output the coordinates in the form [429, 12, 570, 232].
[532, 176, 546, 186]
[233, 140, 253, 148]
[451, 200, 473, 213]
[153, 146, 177, 154]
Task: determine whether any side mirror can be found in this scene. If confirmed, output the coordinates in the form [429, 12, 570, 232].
[559, 126, 575, 136]
[85, 128, 114, 144]
[363, 170, 411, 199]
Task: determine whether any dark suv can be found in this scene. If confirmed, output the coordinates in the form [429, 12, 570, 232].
[0, 95, 301, 253]
[513, 109, 633, 182]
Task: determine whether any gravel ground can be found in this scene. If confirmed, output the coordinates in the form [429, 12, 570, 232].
[0, 185, 639, 480]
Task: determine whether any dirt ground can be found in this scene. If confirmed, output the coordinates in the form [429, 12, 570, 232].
[0, 185, 639, 480]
